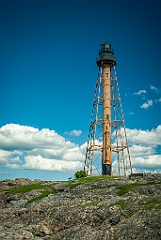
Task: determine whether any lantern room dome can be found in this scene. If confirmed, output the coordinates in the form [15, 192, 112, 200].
[96, 41, 116, 66]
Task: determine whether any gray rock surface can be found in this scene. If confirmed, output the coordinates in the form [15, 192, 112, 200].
[0, 174, 161, 239]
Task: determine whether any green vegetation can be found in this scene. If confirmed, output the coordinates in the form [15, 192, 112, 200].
[79, 200, 101, 208]
[68, 175, 116, 189]
[74, 170, 87, 179]
[116, 184, 134, 196]
[112, 196, 161, 211]
[142, 196, 161, 210]
[76, 175, 115, 183]
[5, 177, 161, 205]
[78, 176, 115, 184]
[109, 200, 128, 211]
[116, 181, 161, 196]
[28, 191, 51, 203]
[6, 182, 56, 194]
[5, 182, 57, 203]
[115, 200, 128, 209]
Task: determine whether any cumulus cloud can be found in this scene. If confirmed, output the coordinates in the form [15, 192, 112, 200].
[0, 149, 22, 164]
[150, 85, 158, 93]
[126, 126, 161, 171]
[64, 130, 82, 136]
[0, 124, 85, 173]
[131, 155, 161, 168]
[129, 144, 155, 158]
[0, 124, 161, 175]
[111, 126, 161, 173]
[126, 125, 161, 146]
[19, 155, 82, 172]
[134, 89, 147, 95]
[140, 100, 153, 109]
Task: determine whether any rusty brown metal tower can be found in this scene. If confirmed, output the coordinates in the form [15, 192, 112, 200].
[84, 41, 132, 176]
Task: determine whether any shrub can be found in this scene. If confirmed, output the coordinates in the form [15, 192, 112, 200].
[74, 170, 87, 179]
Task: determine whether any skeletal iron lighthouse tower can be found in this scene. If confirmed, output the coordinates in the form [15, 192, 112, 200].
[85, 41, 133, 176]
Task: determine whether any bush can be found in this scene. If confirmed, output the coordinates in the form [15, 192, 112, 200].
[74, 170, 87, 179]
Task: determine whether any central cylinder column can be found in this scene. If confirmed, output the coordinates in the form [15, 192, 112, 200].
[102, 64, 112, 175]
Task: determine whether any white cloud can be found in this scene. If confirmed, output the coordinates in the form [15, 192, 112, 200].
[22, 155, 82, 172]
[126, 126, 161, 171]
[128, 111, 134, 116]
[150, 85, 158, 93]
[134, 90, 147, 95]
[129, 144, 155, 158]
[155, 98, 161, 103]
[64, 130, 82, 136]
[126, 125, 161, 146]
[6, 155, 83, 172]
[132, 155, 161, 168]
[0, 124, 85, 173]
[63, 147, 84, 161]
[0, 124, 59, 151]
[6, 163, 21, 169]
[0, 124, 161, 174]
[140, 100, 153, 109]
[0, 149, 22, 164]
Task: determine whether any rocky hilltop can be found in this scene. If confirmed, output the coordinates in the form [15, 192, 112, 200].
[0, 173, 161, 240]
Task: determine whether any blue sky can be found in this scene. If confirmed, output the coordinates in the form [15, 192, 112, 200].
[0, 0, 161, 181]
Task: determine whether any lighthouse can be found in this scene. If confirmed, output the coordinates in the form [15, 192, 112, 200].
[85, 41, 132, 176]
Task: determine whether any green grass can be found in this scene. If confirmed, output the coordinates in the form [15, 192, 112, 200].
[109, 200, 128, 210]
[68, 175, 116, 189]
[116, 181, 161, 196]
[5, 182, 57, 203]
[27, 191, 52, 203]
[87, 183, 117, 191]
[115, 200, 128, 209]
[79, 200, 101, 208]
[108, 200, 135, 218]
[6, 182, 57, 194]
[116, 184, 134, 196]
[5, 178, 161, 204]
[143, 196, 161, 210]
[78, 175, 117, 183]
